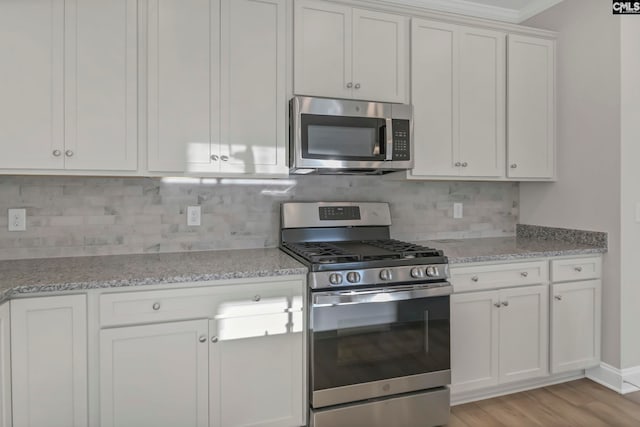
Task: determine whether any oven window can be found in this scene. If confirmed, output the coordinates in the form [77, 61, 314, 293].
[301, 114, 386, 161]
[311, 295, 450, 391]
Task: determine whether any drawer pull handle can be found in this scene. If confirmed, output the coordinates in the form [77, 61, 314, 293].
[199, 335, 207, 343]
[555, 295, 563, 301]
[471, 276, 479, 282]
[254, 295, 261, 302]
[152, 302, 161, 311]
[574, 266, 583, 272]
[211, 336, 219, 343]
[521, 272, 529, 278]
[501, 301, 509, 307]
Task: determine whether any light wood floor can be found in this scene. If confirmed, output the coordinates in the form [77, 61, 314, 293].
[449, 379, 640, 426]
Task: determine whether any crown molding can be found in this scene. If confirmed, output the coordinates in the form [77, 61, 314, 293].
[518, 0, 563, 22]
[373, 0, 563, 24]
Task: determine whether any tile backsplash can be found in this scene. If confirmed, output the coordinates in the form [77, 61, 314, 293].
[0, 175, 518, 260]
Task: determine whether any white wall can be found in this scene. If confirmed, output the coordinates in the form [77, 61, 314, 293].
[521, 0, 622, 368]
[620, 18, 640, 370]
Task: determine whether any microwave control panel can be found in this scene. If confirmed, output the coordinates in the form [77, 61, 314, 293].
[391, 119, 410, 161]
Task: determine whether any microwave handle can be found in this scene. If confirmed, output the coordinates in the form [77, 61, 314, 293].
[385, 118, 393, 160]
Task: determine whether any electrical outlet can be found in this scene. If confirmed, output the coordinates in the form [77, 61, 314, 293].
[187, 206, 201, 226]
[453, 203, 463, 219]
[8, 208, 26, 231]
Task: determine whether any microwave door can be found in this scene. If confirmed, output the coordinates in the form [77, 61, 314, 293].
[301, 115, 386, 162]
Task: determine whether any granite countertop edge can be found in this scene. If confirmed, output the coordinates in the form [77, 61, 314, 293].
[447, 246, 607, 265]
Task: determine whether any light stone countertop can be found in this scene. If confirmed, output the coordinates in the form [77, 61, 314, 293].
[0, 234, 607, 303]
[0, 248, 307, 303]
[418, 236, 607, 265]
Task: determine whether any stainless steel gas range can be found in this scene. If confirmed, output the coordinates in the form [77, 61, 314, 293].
[279, 202, 452, 427]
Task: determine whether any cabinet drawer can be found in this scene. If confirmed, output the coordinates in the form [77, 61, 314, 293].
[100, 280, 304, 327]
[451, 261, 548, 293]
[551, 257, 601, 282]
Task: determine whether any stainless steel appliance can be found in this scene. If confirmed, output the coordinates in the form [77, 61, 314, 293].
[279, 202, 451, 427]
[289, 96, 413, 175]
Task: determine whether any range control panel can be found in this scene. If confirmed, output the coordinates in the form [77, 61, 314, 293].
[392, 119, 410, 161]
[319, 206, 362, 221]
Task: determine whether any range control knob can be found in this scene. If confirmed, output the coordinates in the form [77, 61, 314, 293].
[379, 269, 393, 281]
[346, 272, 361, 283]
[426, 266, 439, 277]
[410, 267, 425, 279]
[329, 273, 343, 285]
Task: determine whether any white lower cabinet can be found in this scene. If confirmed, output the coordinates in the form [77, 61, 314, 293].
[0, 304, 10, 427]
[99, 278, 305, 427]
[11, 295, 88, 427]
[451, 285, 549, 393]
[551, 280, 601, 373]
[99, 320, 210, 427]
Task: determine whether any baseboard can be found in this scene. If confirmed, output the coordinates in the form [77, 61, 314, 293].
[451, 371, 585, 405]
[587, 363, 640, 394]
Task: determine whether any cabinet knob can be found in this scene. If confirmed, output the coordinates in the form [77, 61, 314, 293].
[494, 302, 501, 308]
[461, 162, 468, 167]
[510, 163, 518, 169]
[65, 150, 74, 157]
[554, 295, 563, 301]
[211, 336, 219, 343]
[346, 82, 353, 88]
[152, 302, 161, 311]
[52, 149, 62, 157]
[211, 155, 219, 161]
[220, 155, 229, 162]
[199, 335, 207, 343]
[355, 83, 361, 89]
[521, 271, 529, 277]
[253, 295, 261, 302]
[471, 275, 479, 282]
[455, 162, 462, 167]
[501, 301, 509, 307]
[574, 266, 583, 272]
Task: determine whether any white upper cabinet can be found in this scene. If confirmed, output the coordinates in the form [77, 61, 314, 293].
[0, 0, 65, 170]
[220, 0, 288, 175]
[147, 0, 218, 173]
[65, 0, 138, 171]
[507, 35, 556, 179]
[148, 0, 288, 175]
[410, 19, 505, 179]
[0, 0, 137, 173]
[294, 0, 409, 103]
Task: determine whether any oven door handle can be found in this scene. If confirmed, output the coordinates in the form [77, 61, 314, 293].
[312, 284, 452, 307]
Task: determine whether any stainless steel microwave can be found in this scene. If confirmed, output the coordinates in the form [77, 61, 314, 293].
[289, 96, 413, 175]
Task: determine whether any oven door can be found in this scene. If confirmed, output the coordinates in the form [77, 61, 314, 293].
[310, 284, 451, 408]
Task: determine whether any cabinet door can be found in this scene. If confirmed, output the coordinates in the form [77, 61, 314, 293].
[147, 0, 219, 173]
[100, 320, 209, 427]
[0, 0, 64, 170]
[220, 0, 287, 175]
[498, 285, 549, 384]
[410, 19, 459, 177]
[11, 295, 87, 427]
[0, 304, 10, 427]
[507, 35, 555, 179]
[450, 291, 500, 393]
[294, 0, 352, 99]
[551, 280, 601, 373]
[210, 294, 305, 427]
[458, 27, 505, 178]
[352, 9, 408, 103]
[64, 0, 138, 171]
